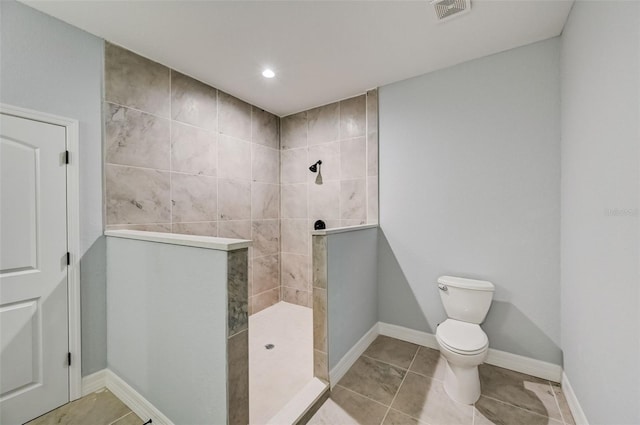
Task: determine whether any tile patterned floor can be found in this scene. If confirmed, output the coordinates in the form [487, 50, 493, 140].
[26, 388, 143, 425]
[309, 336, 575, 425]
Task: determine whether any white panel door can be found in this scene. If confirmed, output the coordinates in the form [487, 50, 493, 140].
[0, 113, 69, 424]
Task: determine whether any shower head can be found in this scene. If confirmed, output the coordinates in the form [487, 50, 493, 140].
[309, 160, 322, 173]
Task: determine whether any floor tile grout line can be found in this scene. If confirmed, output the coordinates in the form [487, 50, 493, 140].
[547, 380, 568, 425]
[106, 411, 133, 425]
[481, 394, 561, 422]
[359, 347, 446, 382]
[334, 384, 391, 410]
[385, 407, 430, 425]
[360, 353, 411, 372]
[379, 347, 420, 425]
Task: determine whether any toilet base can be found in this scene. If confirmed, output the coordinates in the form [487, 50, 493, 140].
[443, 361, 481, 405]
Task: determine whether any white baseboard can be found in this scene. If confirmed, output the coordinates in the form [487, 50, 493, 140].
[82, 369, 173, 425]
[562, 372, 589, 425]
[329, 323, 379, 387]
[81, 369, 107, 396]
[377, 322, 563, 382]
[486, 346, 562, 382]
[105, 370, 174, 425]
[378, 322, 439, 349]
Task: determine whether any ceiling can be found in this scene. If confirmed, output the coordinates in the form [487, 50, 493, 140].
[22, 0, 573, 117]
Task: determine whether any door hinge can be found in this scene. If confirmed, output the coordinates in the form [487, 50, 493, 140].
[66, 252, 71, 265]
[64, 150, 70, 164]
[67, 352, 71, 366]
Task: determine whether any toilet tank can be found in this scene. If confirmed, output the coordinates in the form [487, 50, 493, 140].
[438, 276, 495, 324]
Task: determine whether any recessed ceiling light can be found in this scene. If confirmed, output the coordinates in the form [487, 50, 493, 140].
[262, 69, 275, 79]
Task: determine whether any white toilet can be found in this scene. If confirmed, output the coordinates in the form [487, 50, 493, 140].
[435, 275, 495, 405]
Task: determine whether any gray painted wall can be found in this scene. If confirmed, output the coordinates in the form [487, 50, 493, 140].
[107, 237, 228, 424]
[327, 228, 378, 369]
[561, 2, 640, 423]
[0, 1, 106, 375]
[378, 38, 562, 364]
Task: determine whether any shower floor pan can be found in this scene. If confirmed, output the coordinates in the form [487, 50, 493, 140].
[249, 302, 327, 425]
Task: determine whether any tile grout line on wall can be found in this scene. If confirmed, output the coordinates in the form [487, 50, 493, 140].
[168, 69, 173, 233]
[365, 93, 369, 225]
[250, 103, 254, 306]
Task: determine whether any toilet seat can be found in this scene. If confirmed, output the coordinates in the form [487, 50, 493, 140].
[436, 319, 488, 355]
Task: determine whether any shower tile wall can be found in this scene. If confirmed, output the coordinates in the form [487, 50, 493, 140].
[103, 43, 281, 313]
[279, 91, 379, 307]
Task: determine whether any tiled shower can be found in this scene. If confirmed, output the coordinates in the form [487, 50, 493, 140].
[103, 42, 378, 314]
[279, 93, 379, 308]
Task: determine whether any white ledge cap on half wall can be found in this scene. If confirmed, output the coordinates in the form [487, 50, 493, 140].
[104, 229, 251, 251]
[311, 224, 378, 236]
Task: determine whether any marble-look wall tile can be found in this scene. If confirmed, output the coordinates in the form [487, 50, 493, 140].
[309, 181, 340, 221]
[340, 179, 366, 221]
[171, 221, 218, 236]
[252, 144, 279, 184]
[171, 71, 217, 131]
[219, 91, 251, 142]
[341, 219, 366, 227]
[104, 43, 170, 117]
[283, 287, 309, 307]
[367, 176, 379, 224]
[218, 179, 251, 220]
[218, 135, 251, 181]
[251, 220, 279, 258]
[308, 141, 340, 183]
[340, 95, 366, 139]
[314, 349, 329, 381]
[312, 235, 327, 289]
[248, 259, 253, 299]
[341, 137, 366, 180]
[252, 288, 279, 314]
[252, 183, 279, 220]
[281, 148, 308, 184]
[252, 107, 279, 149]
[281, 112, 307, 150]
[227, 330, 249, 425]
[171, 173, 217, 222]
[105, 103, 170, 170]
[218, 220, 252, 240]
[307, 102, 339, 145]
[228, 249, 249, 336]
[367, 131, 378, 177]
[171, 122, 216, 176]
[252, 254, 279, 295]
[106, 165, 170, 225]
[367, 89, 378, 134]
[281, 184, 308, 219]
[281, 219, 308, 255]
[106, 223, 172, 232]
[282, 253, 309, 290]
[313, 288, 328, 352]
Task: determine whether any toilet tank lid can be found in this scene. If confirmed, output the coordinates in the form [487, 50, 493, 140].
[438, 276, 495, 291]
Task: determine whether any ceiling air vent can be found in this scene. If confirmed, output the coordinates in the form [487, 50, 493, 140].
[431, 0, 471, 22]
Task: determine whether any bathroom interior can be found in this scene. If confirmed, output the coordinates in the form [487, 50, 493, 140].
[0, 1, 638, 425]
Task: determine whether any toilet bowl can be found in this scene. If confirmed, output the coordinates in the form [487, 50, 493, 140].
[436, 319, 488, 404]
[434, 276, 495, 405]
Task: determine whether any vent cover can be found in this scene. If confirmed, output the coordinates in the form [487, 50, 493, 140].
[431, 0, 471, 21]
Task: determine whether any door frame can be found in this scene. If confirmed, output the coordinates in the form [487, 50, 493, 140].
[1, 103, 82, 401]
